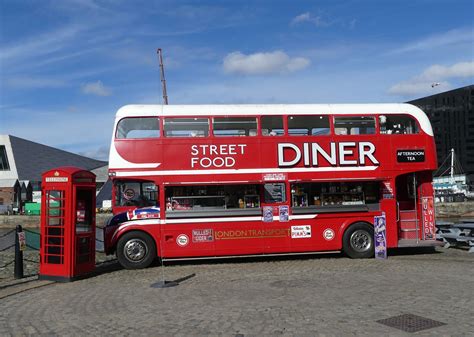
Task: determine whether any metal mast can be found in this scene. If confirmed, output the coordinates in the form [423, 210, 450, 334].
[157, 48, 169, 105]
[450, 148, 455, 179]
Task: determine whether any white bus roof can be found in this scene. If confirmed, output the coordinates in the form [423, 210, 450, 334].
[115, 103, 433, 136]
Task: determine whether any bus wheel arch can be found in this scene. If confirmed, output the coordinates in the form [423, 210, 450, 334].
[342, 221, 374, 259]
[116, 230, 157, 269]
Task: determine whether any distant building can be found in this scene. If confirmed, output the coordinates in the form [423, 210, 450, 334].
[408, 85, 474, 182]
[0, 135, 107, 213]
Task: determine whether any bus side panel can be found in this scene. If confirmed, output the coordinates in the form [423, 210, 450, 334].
[160, 223, 216, 258]
[380, 198, 399, 248]
[263, 213, 381, 254]
[109, 223, 161, 254]
[212, 220, 265, 256]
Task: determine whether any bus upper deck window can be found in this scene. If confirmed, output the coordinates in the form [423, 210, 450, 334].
[288, 115, 330, 136]
[116, 117, 160, 139]
[379, 115, 419, 134]
[213, 117, 258, 137]
[261, 116, 284, 136]
[164, 118, 209, 137]
[334, 116, 375, 135]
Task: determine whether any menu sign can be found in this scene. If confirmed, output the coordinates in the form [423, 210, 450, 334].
[421, 197, 436, 240]
[397, 149, 425, 163]
[374, 213, 387, 259]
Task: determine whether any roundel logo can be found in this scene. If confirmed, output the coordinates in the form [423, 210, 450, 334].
[176, 234, 189, 247]
[323, 228, 335, 241]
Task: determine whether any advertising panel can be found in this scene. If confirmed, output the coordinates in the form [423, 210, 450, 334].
[374, 213, 387, 259]
[421, 197, 435, 240]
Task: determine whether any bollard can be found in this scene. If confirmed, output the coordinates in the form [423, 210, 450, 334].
[14, 225, 24, 279]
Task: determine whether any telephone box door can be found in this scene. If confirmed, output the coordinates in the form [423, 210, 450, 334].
[73, 186, 96, 275]
[40, 188, 71, 276]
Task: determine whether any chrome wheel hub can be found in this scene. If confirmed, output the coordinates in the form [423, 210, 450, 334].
[350, 229, 372, 253]
[124, 239, 147, 262]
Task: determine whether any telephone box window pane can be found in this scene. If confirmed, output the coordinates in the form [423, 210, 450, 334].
[213, 117, 258, 137]
[47, 255, 62, 264]
[48, 208, 64, 217]
[47, 227, 63, 236]
[47, 246, 62, 255]
[116, 117, 160, 139]
[48, 217, 64, 226]
[261, 116, 284, 136]
[47, 190, 63, 202]
[164, 118, 209, 137]
[288, 115, 330, 136]
[334, 116, 375, 135]
[47, 236, 63, 245]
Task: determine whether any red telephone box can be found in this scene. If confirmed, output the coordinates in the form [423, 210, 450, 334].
[39, 167, 96, 281]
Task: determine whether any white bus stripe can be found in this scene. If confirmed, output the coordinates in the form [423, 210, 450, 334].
[114, 166, 378, 177]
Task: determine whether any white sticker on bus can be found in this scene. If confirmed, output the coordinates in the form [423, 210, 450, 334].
[291, 225, 311, 239]
[176, 234, 189, 247]
[323, 229, 335, 241]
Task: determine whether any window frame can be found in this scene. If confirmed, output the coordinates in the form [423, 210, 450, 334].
[163, 116, 210, 138]
[333, 115, 377, 136]
[378, 113, 421, 136]
[115, 117, 161, 140]
[287, 115, 331, 137]
[212, 116, 259, 137]
[260, 115, 285, 137]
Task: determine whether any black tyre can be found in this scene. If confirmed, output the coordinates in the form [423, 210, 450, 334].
[343, 222, 374, 259]
[117, 231, 156, 269]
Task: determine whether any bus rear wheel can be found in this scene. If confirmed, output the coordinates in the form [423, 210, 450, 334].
[117, 231, 156, 269]
[343, 222, 374, 259]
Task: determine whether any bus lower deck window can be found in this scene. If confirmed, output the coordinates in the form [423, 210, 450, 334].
[291, 181, 380, 207]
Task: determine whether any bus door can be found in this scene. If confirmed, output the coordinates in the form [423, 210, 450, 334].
[261, 182, 292, 253]
[396, 173, 420, 241]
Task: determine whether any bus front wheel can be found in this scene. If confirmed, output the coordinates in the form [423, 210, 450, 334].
[343, 222, 374, 259]
[117, 231, 156, 269]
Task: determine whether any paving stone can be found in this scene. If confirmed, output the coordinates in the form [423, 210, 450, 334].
[0, 247, 472, 336]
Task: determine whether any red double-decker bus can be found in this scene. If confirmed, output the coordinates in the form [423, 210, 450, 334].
[104, 104, 438, 269]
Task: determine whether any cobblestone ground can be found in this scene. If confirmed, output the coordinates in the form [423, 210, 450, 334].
[0, 247, 473, 336]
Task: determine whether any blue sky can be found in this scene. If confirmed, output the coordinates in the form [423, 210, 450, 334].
[1, 0, 473, 160]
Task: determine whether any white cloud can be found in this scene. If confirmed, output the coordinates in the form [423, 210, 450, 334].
[7, 76, 66, 89]
[0, 25, 83, 63]
[389, 28, 474, 55]
[291, 12, 330, 27]
[417, 61, 474, 81]
[292, 12, 311, 24]
[81, 80, 112, 96]
[223, 51, 310, 75]
[388, 61, 474, 96]
[388, 81, 451, 96]
[79, 146, 110, 161]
